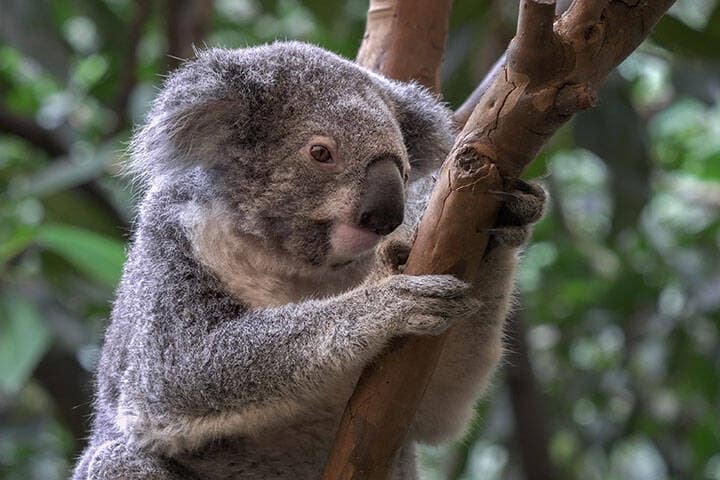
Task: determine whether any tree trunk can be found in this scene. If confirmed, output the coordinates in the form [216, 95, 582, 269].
[506, 312, 557, 480]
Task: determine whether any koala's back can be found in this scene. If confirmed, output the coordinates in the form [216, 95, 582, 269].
[90, 172, 238, 433]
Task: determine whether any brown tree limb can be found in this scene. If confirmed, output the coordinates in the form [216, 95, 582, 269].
[112, 0, 152, 134]
[453, 52, 506, 127]
[453, 0, 574, 127]
[323, 1, 676, 478]
[506, 311, 557, 480]
[166, 0, 214, 71]
[356, 0, 454, 93]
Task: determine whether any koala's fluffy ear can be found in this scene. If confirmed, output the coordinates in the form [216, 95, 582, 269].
[128, 49, 260, 184]
[377, 78, 456, 181]
[129, 100, 235, 183]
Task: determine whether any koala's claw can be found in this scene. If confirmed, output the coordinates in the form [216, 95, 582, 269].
[403, 295, 482, 336]
[388, 274, 470, 299]
[406, 315, 453, 336]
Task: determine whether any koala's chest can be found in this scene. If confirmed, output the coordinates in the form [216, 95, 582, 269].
[183, 204, 365, 308]
[218, 265, 356, 309]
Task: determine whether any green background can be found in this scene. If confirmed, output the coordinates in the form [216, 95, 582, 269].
[1, 0, 719, 479]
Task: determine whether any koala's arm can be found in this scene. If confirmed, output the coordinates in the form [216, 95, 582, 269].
[115, 222, 478, 453]
[382, 179, 546, 444]
[409, 246, 519, 443]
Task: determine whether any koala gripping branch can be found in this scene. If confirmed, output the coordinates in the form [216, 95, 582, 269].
[323, 1, 676, 478]
[323, 146, 502, 480]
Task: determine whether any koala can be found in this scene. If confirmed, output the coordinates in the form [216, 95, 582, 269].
[72, 41, 545, 480]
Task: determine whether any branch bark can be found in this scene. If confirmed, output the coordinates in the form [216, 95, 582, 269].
[453, 0, 574, 127]
[323, 1, 677, 478]
[112, 0, 152, 133]
[453, 52, 506, 127]
[506, 312, 557, 480]
[0, 107, 129, 231]
[356, 0, 453, 93]
[166, 0, 214, 71]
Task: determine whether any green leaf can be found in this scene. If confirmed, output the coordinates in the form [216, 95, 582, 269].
[0, 294, 51, 394]
[652, 16, 720, 59]
[34, 224, 125, 288]
[71, 54, 109, 90]
[0, 225, 35, 266]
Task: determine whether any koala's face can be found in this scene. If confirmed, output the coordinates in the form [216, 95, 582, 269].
[134, 42, 453, 270]
[218, 83, 413, 268]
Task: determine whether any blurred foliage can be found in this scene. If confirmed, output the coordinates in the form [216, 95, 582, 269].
[0, 0, 719, 479]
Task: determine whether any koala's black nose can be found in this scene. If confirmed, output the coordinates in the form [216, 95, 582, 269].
[358, 159, 405, 236]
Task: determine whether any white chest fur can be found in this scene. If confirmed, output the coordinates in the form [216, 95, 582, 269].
[179, 201, 367, 308]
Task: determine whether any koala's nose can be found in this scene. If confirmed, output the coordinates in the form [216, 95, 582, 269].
[360, 210, 402, 236]
[358, 159, 405, 236]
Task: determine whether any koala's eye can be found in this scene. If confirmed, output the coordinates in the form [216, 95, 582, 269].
[310, 145, 333, 164]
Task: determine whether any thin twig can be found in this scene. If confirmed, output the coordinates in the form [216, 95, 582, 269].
[0, 107, 128, 230]
[112, 0, 153, 134]
[166, 0, 214, 72]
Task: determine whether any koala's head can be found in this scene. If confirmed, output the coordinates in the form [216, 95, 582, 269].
[131, 42, 453, 269]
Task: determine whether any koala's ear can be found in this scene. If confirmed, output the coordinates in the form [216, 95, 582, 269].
[378, 78, 456, 181]
[131, 101, 235, 178]
[128, 48, 258, 184]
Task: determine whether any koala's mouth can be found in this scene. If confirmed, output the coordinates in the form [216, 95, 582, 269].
[330, 223, 382, 260]
[330, 259, 355, 269]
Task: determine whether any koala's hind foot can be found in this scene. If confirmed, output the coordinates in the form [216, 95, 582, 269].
[376, 178, 546, 274]
[485, 178, 546, 250]
[74, 440, 196, 480]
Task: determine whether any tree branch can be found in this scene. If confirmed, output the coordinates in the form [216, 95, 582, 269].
[323, 1, 677, 478]
[112, 0, 152, 133]
[453, 0, 575, 128]
[0, 107, 128, 230]
[356, 0, 453, 93]
[166, 0, 214, 71]
[453, 52, 506, 127]
[505, 312, 557, 480]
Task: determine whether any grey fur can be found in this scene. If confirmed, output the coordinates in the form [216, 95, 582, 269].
[73, 42, 545, 480]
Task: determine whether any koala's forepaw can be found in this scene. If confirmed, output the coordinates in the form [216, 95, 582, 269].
[380, 274, 482, 336]
[485, 178, 546, 249]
